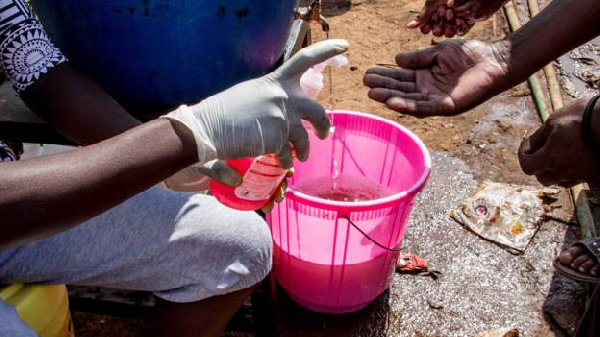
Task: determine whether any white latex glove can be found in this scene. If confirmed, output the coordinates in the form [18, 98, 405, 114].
[162, 39, 350, 169]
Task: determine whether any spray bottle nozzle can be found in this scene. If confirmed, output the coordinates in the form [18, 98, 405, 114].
[300, 55, 348, 100]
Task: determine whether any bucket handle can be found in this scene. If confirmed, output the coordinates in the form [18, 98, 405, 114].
[343, 215, 402, 252]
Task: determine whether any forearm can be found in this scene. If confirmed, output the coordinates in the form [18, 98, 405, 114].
[494, 0, 600, 90]
[0, 118, 197, 248]
[20, 63, 141, 145]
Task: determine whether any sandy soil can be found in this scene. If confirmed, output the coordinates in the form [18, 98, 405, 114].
[315, 0, 544, 186]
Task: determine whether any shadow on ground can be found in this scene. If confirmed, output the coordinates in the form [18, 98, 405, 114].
[249, 280, 390, 337]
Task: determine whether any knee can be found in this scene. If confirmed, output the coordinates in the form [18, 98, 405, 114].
[232, 211, 273, 282]
[177, 199, 273, 292]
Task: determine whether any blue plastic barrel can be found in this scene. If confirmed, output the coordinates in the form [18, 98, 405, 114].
[30, 0, 298, 106]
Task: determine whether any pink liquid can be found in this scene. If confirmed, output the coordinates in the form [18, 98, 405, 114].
[274, 175, 401, 312]
[292, 174, 395, 202]
[273, 242, 398, 313]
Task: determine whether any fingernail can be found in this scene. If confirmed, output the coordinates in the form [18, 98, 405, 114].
[407, 20, 420, 28]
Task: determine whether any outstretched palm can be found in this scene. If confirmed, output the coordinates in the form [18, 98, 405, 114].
[364, 40, 508, 117]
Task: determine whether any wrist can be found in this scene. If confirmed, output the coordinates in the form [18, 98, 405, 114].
[490, 39, 520, 91]
[161, 118, 201, 165]
[468, 39, 513, 97]
[582, 95, 600, 160]
[161, 105, 218, 164]
[590, 97, 600, 148]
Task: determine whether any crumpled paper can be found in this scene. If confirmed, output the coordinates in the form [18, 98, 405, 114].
[450, 181, 560, 254]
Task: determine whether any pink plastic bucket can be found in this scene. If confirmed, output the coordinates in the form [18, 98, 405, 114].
[267, 110, 431, 313]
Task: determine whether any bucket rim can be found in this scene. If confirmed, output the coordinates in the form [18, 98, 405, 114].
[286, 110, 431, 211]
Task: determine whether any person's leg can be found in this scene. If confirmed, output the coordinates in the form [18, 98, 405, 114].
[575, 286, 600, 337]
[0, 298, 36, 337]
[558, 239, 600, 277]
[0, 187, 272, 337]
[150, 283, 260, 337]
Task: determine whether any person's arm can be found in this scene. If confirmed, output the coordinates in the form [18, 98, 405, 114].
[518, 97, 600, 187]
[0, 39, 348, 249]
[20, 63, 142, 145]
[0, 0, 140, 145]
[0, 119, 195, 248]
[496, 0, 600, 90]
[365, 0, 600, 117]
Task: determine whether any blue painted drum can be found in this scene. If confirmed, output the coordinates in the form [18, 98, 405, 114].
[30, 0, 298, 106]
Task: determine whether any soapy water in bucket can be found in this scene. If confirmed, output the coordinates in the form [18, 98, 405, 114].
[293, 174, 395, 202]
[276, 175, 400, 312]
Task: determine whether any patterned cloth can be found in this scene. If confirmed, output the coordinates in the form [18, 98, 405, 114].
[0, 0, 66, 93]
[0, 140, 16, 162]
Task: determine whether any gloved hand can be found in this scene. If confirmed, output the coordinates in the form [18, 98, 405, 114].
[162, 39, 350, 169]
[162, 159, 292, 214]
[161, 159, 241, 192]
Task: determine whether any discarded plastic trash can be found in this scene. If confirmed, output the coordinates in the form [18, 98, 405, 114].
[396, 253, 442, 280]
[450, 181, 560, 254]
[396, 253, 428, 272]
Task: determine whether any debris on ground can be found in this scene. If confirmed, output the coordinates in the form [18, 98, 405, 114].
[396, 253, 428, 273]
[396, 253, 443, 280]
[474, 327, 520, 337]
[557, 40, 600, 97]
[451, 181, 560, 254]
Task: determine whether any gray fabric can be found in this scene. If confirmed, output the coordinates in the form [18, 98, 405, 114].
[0, 187, 272, 334]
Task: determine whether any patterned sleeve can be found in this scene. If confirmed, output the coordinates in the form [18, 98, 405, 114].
[0, 140, 16, 161]
[0, 0, 66, 93]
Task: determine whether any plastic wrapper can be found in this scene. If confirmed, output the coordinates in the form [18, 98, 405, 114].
[450, 181, 560, 254]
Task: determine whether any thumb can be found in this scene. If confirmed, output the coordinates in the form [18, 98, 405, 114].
[518, 123, 553, 175]
[197, 159, 243, 187]
[520, 122, 552, 155]
[395, 46, 440, 69]
[276, 39, 349, 77]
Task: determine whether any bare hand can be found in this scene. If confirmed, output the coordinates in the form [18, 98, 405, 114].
[519, 98, 600, 187]
[407, 0, 508, 37]
[364, 40, 507, 117]
[407, 0, 474, 37]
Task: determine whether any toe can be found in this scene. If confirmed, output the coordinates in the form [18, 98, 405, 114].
[572, 253, 593, 269]
[578, 258, 597, 274]
[559, 245, 588, 265]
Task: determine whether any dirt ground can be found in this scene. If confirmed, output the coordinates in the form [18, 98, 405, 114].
[315, 0, 546, 187]
[69, 0, 592, 336]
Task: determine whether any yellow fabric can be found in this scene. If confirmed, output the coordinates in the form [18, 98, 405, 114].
[0, 284, 72, 337]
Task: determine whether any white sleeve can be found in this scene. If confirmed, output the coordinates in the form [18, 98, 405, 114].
[0, 0, 66, 93]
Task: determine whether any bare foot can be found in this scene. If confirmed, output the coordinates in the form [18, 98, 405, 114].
[559, 244, 600, 276]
